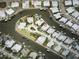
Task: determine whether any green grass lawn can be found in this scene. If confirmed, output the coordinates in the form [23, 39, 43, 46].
[16, 29, 38, 41]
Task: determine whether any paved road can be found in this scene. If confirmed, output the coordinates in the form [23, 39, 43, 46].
[0, 9, 63, 59]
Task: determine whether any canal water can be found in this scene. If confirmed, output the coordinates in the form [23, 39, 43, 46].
[0, 9, 78, 59]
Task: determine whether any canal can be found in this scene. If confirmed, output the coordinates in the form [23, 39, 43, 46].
[0, 9, 63, 59]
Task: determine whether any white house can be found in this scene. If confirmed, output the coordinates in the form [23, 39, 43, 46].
[29, 52, 38, 59]
[66, 7, 75, 14]
[5, 40, 15, 48]
[72, 24, 79, 30]
[47, 40, 54, 48]
[62, 49, 69, 56]
[71, 11, 79, 18]
[58, 34, 67, 41]
[5, 8, 15, 15]
[18, 22, 26, 29]
[72, 0, 79, 6]
[41, 23, 50, 31]
[50, 7, 59, 13]
[22, 0, 29, 9]
[11, 44, 22, 52]
[65, 0, 72, 6]
[36, 36, 46, 45]
[52, 1, 58, 7]
[27, 17, 34, 23]
[21, 49, 30, 57]
[33, 1, 41, 8]
[64, 37, 73, 44]
[0, 10, 6, 18]
[75, 45, 79, 50]
[35, 18, 44, 26]
[11, 2, 19, 8]
[47, 27, 55, 34]
[43, 0, 50, 7]
[54, 46, 61, 52]
[59, 17, 68, 23]
[54, 13, 61, 19]
[77, 16, 79, 20]
[52, 32, 61, 38]
[66, 20, 73, 27]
